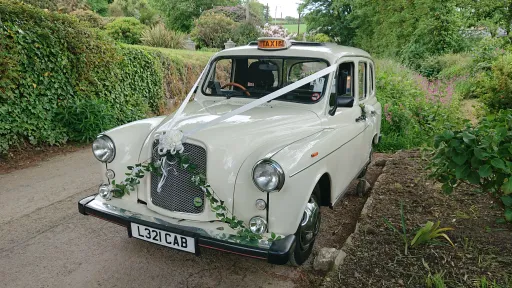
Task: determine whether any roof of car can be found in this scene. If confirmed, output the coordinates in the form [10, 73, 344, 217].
[214, 41, 372, 63]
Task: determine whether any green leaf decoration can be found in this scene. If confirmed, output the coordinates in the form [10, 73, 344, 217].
[478, 165, 492, 178]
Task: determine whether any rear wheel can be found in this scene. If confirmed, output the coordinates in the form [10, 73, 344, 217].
[289, 186, 321, 266]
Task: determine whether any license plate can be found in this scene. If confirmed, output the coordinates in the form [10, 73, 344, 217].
[130, 223, 195, 253]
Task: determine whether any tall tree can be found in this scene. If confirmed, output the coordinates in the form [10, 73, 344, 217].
[300, 0, 356, 45]
[150, 0, 239, 32]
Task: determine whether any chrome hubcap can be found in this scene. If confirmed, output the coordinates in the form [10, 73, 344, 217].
[299, 196, 320, 250]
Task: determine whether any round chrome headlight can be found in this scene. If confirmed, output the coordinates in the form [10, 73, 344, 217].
[92, 135, 115, 163]
[252, 159, 285, 192]
[249, 216, 267, 234]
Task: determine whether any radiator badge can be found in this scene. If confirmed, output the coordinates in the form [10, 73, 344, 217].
[193, 197, 203, 208]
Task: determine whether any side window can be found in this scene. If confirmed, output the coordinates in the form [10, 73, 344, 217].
[358, 62, 367, 101]
[337, 62, 354, 97]
[329, 62, 354, 111]
[369, 63, 374, 96]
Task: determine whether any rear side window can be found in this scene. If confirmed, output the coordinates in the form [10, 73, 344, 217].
[358, 62, 367, 101]
[369, 63, 374, 95]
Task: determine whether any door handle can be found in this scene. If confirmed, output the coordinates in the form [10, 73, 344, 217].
[355, 115, 366, 122]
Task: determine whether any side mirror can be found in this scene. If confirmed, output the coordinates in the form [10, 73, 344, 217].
[328, 95, 355, 116]
[337, 96, 354, 108]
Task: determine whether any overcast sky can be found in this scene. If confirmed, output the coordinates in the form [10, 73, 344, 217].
[257, 0, 301, 18]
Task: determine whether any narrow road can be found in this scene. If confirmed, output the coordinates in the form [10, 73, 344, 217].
[0, 149, 301, 288]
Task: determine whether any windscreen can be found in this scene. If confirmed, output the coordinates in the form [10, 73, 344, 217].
[202, 57, 329, 104]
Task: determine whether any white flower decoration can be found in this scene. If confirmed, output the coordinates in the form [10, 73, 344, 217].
[156, 129, 184, 155]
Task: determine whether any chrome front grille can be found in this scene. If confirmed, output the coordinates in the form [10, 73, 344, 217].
[150, 141, 206, 214]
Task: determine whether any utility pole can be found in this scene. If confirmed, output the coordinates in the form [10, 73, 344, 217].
[265, 3, 269, 23]
[245, 0, 250, 22]
[298, 12, 301, 35]
[274, 6, 277, 25]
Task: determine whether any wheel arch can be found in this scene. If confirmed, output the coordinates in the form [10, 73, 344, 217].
[317, 173, 331, 207]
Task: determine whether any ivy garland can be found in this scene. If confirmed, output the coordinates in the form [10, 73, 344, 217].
[110, 150, 282, 243]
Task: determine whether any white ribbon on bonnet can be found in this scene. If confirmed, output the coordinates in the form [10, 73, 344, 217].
[154, 60, 338, 192]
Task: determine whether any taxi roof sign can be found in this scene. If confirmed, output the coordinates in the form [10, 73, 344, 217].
[257, 37, 291, 50]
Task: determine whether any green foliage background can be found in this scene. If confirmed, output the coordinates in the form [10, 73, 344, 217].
[0, 0, 211, 153]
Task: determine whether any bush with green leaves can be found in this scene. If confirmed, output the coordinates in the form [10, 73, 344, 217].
[375, 60, 462, 152]
[191, 11, 237, 49]
[70, 9, 106, 28]
[313, 33, 331, 43]
[428, 111, 512, 222]
[105, 17, 147, 44]
[55, 98, 116, 142]
[479, 54, 512, 111]
[0, 0, 168, 153]
[233, 21, 262, 46]
[86, 0, 108, 16]
[141, 23, 186, 49]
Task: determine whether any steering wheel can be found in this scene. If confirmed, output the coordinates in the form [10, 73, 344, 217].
[221, 82, 251, 96]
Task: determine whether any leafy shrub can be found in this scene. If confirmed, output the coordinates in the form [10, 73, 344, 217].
[86, 0, 108, 16]
[105, 17, 146, 44]
[419, 54, 472, 79]
[313, 33, 331, 43]
[141, 23, 185, 49]
[70, 9, 106, 28]
[191, 12, 237, 49]
[20, 0, 88, 12]
[56, 98, 116, 142]
[0, 0, 170, 153]
[471, 37, 508, 72]
[436, 54, 473, 79]
[480, 54, 512, 111]
[375, 60, 461, 151]
[428, 111, 512, 222]
[206, 5, 263, 26]
[108, 0, 158, 25]
[233, 21, 262, 46]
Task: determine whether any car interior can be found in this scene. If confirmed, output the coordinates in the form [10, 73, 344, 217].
[204, 57, 329, 104]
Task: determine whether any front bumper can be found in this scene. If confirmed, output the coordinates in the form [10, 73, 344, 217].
[78, 195, 294, 265]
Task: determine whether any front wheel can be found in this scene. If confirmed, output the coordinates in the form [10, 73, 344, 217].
[289, 188, 321, 266]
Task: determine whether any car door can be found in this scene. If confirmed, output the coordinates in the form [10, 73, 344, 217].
[356, 59, 380, 166]
[324, 59, 366, 203]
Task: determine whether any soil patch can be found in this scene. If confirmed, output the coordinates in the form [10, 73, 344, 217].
[332, 150, 512, 287]
[0, 143, 88, 174]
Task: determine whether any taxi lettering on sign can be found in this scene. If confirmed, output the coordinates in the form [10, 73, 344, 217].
[258, 38, 288, 50]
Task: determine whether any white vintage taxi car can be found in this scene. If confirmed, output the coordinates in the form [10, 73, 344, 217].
[78, 38, 381, 265]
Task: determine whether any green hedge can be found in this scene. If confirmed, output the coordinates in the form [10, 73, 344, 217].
[0, 0, 212, 153]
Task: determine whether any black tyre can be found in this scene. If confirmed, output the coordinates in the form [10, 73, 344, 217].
[289, 186, 321, 266]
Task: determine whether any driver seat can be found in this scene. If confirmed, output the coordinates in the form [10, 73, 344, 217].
[247, 61, 275, 90]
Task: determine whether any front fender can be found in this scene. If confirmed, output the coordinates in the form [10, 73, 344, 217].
[102, 116, 165, 203]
